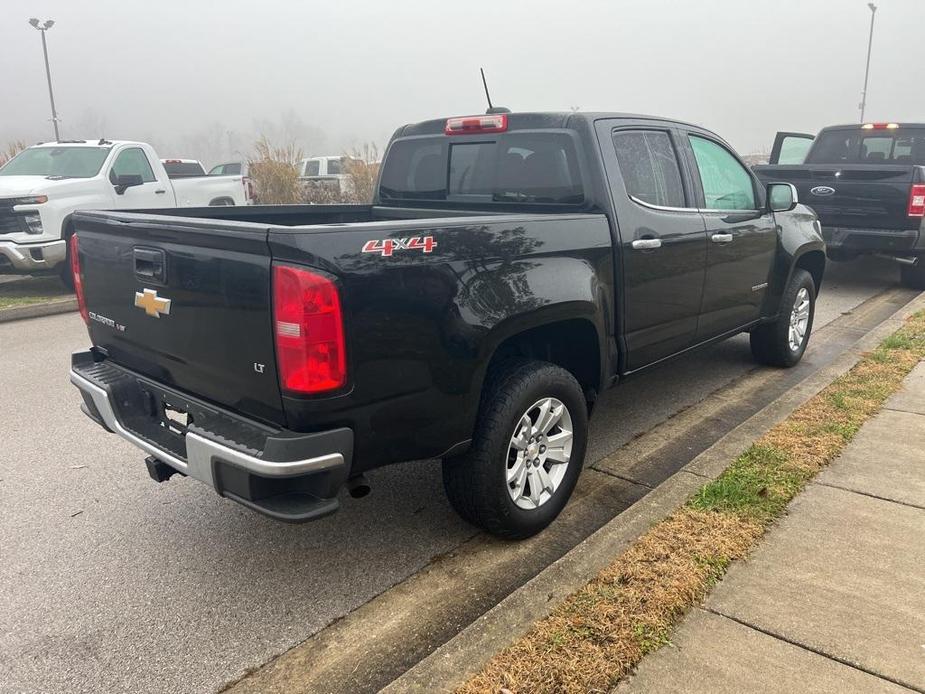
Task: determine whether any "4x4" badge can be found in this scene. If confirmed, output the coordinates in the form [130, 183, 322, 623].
[361, 236, 437, 257]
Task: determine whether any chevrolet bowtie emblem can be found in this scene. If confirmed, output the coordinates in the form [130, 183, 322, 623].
[134, 288, 172, 318]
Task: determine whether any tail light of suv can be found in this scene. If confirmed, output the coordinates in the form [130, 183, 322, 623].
[272, 264, 346, 394]
[908, 184, 925, 217]
[70, 234, 89, 324]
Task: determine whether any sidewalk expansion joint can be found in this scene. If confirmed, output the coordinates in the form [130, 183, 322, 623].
[811, 480, 925, 512]
[701, 607, 925, 694]
[883, 405, 925, 417]
[588, 465, 655, 489]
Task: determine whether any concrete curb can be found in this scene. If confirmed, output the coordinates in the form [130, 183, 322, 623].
[0, 297, 77, 323]
[382, 290, 925, 693]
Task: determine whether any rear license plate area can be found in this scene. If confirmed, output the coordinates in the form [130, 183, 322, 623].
[162, 402, 192, 436]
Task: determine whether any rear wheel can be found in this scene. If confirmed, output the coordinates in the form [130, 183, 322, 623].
[750, 268, 815, 367]
[442, 359, 588, 540]
[900, 260, 925, 290]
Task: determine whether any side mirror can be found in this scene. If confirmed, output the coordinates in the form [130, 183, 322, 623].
[767, 182, 798, 212]
[113, 173, 144, 195]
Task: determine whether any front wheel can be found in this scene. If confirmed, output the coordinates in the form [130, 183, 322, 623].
[750, 268, 816, 367]
[442, 359, 588, 540]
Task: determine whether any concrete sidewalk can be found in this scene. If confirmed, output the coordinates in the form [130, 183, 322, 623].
[619, 361, 925, 694]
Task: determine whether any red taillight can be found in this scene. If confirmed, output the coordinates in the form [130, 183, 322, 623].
[861, 122, 899, 130]
[445, 114, 508, 135]
[272, 264, 346, 394]
[69, 234, 89, 324]
[909, 184, 925, 217]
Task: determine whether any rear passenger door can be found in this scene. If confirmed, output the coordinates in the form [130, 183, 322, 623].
[680, 132, 778, 339]
[598, 122, 708, 371]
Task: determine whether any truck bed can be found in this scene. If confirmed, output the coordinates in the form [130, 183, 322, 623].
[71, 203, 612, 470]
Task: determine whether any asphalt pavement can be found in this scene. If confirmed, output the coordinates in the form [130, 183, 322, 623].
[0, 257, 906, 694]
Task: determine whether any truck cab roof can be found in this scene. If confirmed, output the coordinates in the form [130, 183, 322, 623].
[30, 140, 134, 149]
[397, 111, 713, 138]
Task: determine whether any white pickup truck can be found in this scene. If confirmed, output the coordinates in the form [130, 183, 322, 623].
[0, 140, 251, 283]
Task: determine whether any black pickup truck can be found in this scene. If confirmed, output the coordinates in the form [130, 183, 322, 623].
[69, 111, 824, 539]
[754, 122, 925, 288]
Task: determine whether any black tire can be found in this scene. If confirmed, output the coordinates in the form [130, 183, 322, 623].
[442, 359, 588, 540]
[750, 268, 816, 368]
[826, 248, 858, 263]
[900, 261, 925, 290]
[58, 239, 74, 291]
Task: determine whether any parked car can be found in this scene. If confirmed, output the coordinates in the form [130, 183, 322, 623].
[209, 161, 256, 203]
[298, 155, 358, 195]
[0, 140, 252, 284]
[161, 159, 207, 177]
[68, 111, 824, 539]
[754, 122, 925, 288]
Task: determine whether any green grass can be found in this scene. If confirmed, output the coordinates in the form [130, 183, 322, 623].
[0, 275, 72, 310]
[689, 309, 925, 529]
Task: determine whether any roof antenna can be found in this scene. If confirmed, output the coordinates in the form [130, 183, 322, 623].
[480, 68, 510, 115]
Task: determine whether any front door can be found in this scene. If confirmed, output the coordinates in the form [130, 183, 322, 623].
[769, 131, 815, 165]
[108, 147, 172, 209]
[598, 122, 708, 370]
[681, 132, 778, 339]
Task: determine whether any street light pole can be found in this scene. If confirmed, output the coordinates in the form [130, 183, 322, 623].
[859, 3, 877, 123]
[28, 18, 61, 141]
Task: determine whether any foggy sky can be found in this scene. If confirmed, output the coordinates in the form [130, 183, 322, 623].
[2, 0, 922, 166]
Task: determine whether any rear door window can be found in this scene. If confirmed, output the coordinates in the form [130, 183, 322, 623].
[612, 130, 686, 208]
[688, 136, 756, 211]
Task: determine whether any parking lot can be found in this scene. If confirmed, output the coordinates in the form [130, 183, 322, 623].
[0, 256, 913, 694]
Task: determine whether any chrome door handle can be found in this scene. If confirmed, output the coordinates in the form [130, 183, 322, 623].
[154, 189, 167, 194]
[711, 233, 734, 244]
[631, 238, 662, 250]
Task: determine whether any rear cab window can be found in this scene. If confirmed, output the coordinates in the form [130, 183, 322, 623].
[379, 131, 585, 205]
[807, 127, 925, 165]
[163, 161, 205, 176]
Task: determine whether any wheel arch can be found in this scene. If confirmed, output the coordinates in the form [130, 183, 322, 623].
[794, 249, 826, 295]
[481, 310, 605, 408]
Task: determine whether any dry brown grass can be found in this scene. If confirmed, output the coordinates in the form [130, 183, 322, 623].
[461, 510, 761, 694]
[248, 136, 303, 204]
[460, 311, 925, 694]
[343, 143, 380, 203]
[301, 143, 381, 205]
[0, 140, 26, 168]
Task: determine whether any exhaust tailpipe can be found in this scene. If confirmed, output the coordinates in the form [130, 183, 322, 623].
[346, 474, 371, 499]
[873, 253, 918, 266]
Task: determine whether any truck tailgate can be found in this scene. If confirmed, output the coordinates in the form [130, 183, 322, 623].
[73, 211, 284, 425]
[759, 164, 916, 229]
